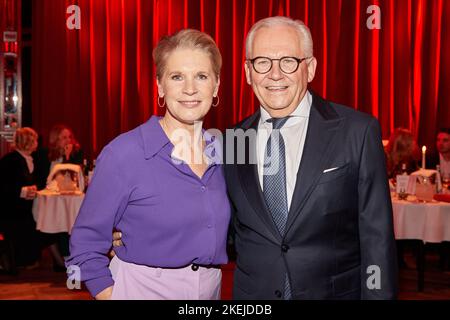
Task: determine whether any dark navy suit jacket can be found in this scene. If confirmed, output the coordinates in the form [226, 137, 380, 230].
[224, 93, 398, 300]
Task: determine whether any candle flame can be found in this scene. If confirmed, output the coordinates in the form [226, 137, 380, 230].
[422, 146, 426, 153]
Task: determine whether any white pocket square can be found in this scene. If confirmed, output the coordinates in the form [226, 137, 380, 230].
[323, 167, 339, 173]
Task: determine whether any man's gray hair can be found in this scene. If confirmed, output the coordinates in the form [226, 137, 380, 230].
[245, 16, 314, 59]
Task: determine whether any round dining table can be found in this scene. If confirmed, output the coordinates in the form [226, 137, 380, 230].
[392, 195, 450, 243]
[391, 193, 450, 291]
[32, 189, 85, 234]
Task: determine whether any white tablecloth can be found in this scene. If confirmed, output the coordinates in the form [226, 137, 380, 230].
[392, 197, 450, 243]
[32, 190, 84, 234]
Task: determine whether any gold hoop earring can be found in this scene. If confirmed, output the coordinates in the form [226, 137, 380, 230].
[212, 96, 219, 107]
[158, 96, 166, 108]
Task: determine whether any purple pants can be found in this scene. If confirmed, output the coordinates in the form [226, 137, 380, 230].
[109, 256, 222, 300]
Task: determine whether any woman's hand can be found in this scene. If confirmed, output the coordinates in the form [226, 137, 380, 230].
[109, 231, 123, 257]
[23, 185, 37, 200]
[113, 231, 123, 247]
[95, 286, 113, 300]
[64, 143, 73, 160]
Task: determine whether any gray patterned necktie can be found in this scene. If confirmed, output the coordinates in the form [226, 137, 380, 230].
[263, 116, 292, 300]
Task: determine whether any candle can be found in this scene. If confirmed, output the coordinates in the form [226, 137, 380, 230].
[422, 146, 427, 169]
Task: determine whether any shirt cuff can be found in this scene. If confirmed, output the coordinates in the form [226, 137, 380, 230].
[85, 276, 114, 298]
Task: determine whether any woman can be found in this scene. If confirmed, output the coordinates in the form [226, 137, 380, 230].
[66, 29, 230, 300]
[0, 128, 40, 268]
[0, 128, 69, 272]
[33, 124, 84, 266]
[34, 125, 83, 188]
[385, 128, 420, 179]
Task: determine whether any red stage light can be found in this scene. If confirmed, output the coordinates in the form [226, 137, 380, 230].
[2, 41, 17, 54]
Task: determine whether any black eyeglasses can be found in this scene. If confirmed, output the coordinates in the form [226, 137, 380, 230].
[247, 56, 311, 74]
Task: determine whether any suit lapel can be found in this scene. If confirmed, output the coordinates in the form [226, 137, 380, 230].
[234, 94, 343, 241]
[285, 94, 343, 234]
[236, 111, 282, 242]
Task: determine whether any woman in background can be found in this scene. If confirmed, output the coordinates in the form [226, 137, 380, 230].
[0, 128, 42, 269]
[35, 124, 83, 181]
[33, 124, 84, 269]
[0, 128, 71, 272]
[48, 125, 83, 164]
[34, 124, 83, 187]
[385, 128, 420, 178]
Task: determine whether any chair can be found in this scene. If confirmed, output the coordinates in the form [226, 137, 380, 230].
[0, 231, 18, 275]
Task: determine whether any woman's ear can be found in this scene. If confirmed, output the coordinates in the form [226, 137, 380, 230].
[157, 79, 164, 97]
[214, 78, 221, 97]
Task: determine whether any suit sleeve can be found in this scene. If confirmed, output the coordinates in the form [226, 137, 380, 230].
[65, 146, 129, 298]
[227, 190, 237, 247]
[223, 133, 236, 248]
[0, 157, 21, 199]
[32, 149, 51, 190]
[358, 118, 398, 299]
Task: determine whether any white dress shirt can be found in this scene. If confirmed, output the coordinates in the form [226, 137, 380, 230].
[257, 91, 312, 210]
[439, 154, 450, 178]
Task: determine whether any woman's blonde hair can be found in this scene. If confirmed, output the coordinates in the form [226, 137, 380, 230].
[153, 29, 222, 81]
[13, 127, 38, 151]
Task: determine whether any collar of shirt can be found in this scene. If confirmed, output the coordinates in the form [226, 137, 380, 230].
[141, 116, 171, 159]
[16, 149, 34, 173]
[140, 115, 221, 166]
[439, 154, 450, 164]
[259, 90, 312, 130]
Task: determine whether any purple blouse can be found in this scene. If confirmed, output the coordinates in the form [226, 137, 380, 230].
[66, 116, 231, 297]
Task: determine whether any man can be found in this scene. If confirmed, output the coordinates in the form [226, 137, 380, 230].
[224, 16, 397, 299]
[430, 128, 450, 271]
[430, 128, 450, 179]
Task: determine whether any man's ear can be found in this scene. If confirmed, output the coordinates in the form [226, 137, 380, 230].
[157, 79, 164, 97]
[244, 62, 252, 85]
[307, 57, 317, 83]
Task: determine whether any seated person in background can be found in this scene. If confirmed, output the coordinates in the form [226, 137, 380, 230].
[33, 124, 83, 266]
[49, 124, 83, 164]
[429, 128, 450, 179]
[34, 124, 83, 184]
[385, 128, 420, 179]
[429, 128, 450, 270]
[0, 128, 41, 269]
[0, 128, 68, 271]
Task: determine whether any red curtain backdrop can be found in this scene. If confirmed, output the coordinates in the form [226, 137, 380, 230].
[31, 0, 450, 159]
